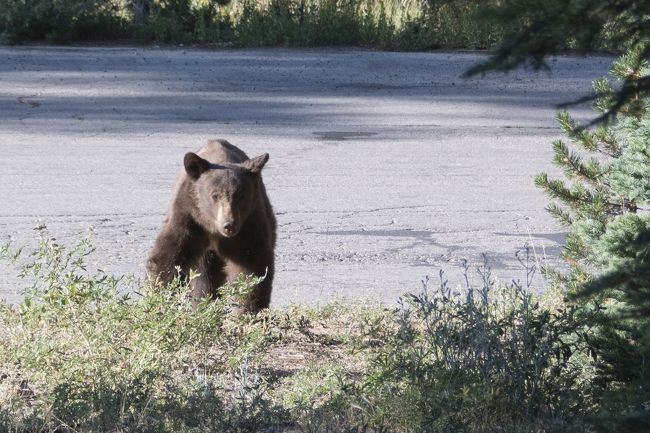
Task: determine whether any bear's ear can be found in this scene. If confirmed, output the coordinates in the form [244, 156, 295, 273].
[184, 152, 210, 180]
[243, 153, 269, 173]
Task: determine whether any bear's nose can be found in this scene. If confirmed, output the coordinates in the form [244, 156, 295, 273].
[223, 222, 235, 234]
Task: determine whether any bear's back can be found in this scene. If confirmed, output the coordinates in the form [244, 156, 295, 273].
[197, 139, 248, 165]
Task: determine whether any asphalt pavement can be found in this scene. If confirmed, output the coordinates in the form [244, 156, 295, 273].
[0, 46, 613, 305]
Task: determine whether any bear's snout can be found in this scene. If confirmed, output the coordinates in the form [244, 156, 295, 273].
[214, 199, 240, 237]
[221, 221, 237, 237]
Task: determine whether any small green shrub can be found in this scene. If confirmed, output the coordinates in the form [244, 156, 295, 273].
[0, 231, 283, 432]
[353, 259, 595, 433]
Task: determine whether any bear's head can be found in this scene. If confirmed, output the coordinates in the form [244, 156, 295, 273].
[183, 152, 269, 238]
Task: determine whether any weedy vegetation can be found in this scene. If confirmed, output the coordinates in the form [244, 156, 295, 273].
[0, 0, 507, 49]
[0, 232, 283, 432]
[1, 230, 602, 433]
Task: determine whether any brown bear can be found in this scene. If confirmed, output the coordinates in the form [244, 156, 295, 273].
[146, 139, 276, 312]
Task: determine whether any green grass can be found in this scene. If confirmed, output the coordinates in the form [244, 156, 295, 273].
[0, 0, 506, 49]
[0, 232, 602, 433]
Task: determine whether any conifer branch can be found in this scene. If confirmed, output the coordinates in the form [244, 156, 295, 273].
[551, 140, 601, 186]
[546, 202, 573, 227]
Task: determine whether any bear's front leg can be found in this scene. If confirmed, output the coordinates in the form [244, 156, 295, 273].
[146, 221, 209, 288]
[189, 250, 227, 306]
[223, 255, 274, 313]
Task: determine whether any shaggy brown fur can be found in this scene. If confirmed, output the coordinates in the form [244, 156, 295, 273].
[147, 139, 276, 312]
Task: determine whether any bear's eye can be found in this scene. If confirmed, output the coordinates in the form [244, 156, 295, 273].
[211, 193, 220, 201]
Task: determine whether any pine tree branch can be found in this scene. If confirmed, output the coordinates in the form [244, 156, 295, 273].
[594, 125, 622, 158]
[564, 233, 589, 263]
[551, 140, 602, 186]
[589, 74, 650, 125]
[536, 173, 627, 217]
[536, 174, 591, 211]
[556, 111, 597, 151]
[546, 202, 573, 226]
